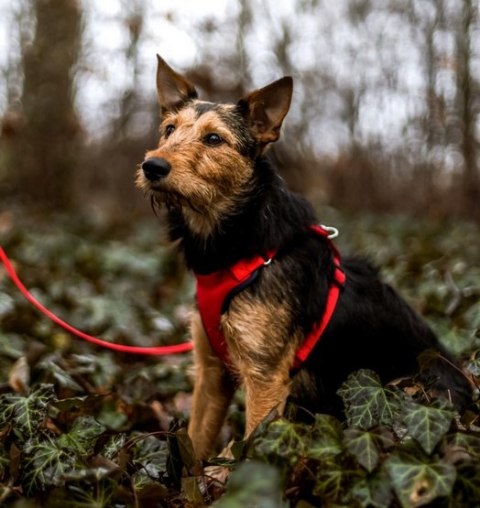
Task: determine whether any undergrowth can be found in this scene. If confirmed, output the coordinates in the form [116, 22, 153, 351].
[0, 210, 479, 507]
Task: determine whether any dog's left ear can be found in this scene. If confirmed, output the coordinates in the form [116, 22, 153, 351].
[239, 76, 293, 146]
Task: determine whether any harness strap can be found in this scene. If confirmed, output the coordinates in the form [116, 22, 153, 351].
[196, 250, 275, 365]
[195, 224, 346, 371]
[292, 255, 345, 370]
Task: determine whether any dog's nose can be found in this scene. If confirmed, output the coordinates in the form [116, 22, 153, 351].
[142, 157, 171, 181]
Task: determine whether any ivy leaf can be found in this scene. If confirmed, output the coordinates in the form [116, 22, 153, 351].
[403, 399, 455, 455]
[22, 434, 76, 494]
[58, 416, 106, 456]
[344, 428, 380, 472]
[250, 419, 306, 469]
[452, 464, 480, 506]
[351, 468, 394, 508]
[102, 433, 128, 461]
[385, 453, 456, 507]
[337, 369, 401, 429]
[37, 355, 84, 392]
[214, 461, 287, 508]
[447, 432, 480, 461]
[466, 352, 480, 377]
[133, 434, 169, 486]
[0, 384, 55, 442]
[313, 461, 359, 504]
[307, 414, 343, 461]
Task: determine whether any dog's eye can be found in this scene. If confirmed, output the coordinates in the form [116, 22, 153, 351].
[164, 124, 175, 137]
[204, 133, 224, 146]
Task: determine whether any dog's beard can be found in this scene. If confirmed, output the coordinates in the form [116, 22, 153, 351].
[150, 190, 204, 215]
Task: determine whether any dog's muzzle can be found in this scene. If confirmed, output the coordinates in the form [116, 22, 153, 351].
[142, 157, 171, 181]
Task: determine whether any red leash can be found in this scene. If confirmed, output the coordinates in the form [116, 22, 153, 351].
[0, 247, 193, 355]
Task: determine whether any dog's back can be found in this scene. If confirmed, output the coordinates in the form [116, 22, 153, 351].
[289, 253, 472, 417]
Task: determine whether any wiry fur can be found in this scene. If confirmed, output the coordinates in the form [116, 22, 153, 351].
[137, 55, 472, 460]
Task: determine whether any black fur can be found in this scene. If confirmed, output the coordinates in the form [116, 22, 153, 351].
[166, 156, 472, 416]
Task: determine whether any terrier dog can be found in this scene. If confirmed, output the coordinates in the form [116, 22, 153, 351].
[136, 55, 471, 461]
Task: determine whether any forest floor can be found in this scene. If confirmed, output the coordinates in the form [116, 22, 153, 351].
[0, 208, 479, 507]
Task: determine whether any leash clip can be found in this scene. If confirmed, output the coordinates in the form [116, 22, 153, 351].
[263, 258, 273, 266]
[320, 224, 339, 239]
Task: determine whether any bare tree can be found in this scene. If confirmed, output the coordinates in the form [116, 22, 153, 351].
[455, 0, 479, 217]
[7, 0, 83, 209]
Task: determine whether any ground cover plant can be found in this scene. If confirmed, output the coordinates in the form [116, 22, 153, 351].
[0, 210, 479, 507]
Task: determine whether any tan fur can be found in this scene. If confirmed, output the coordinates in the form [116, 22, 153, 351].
[188, 295, 298, 458]
[188, 312, 234, 460]
[136, 105, 254, 238]
[222, 294, 295, 379]
[243, 353, 294, 436]
[222, 293, 298, 436]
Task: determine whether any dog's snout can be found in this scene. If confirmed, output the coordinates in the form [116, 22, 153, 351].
[142, 157, 171, 181]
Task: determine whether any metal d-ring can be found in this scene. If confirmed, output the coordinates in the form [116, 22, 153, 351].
[320, 224, 339, 239]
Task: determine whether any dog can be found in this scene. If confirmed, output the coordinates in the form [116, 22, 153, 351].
[136, 55, 472, 461]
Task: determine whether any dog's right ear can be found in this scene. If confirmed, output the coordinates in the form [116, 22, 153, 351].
[156, 55, 198, 113]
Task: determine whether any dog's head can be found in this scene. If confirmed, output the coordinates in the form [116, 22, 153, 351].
[136, 55, 292, 237]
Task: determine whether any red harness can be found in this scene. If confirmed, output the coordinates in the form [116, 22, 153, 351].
[195, 225, 346, 372]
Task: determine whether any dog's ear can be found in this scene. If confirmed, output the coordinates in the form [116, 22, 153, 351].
[239, 77, 293, 146]
[156, 54, 198, 112]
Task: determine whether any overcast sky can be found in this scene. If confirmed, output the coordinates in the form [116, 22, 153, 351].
[0, 0, 476, 162]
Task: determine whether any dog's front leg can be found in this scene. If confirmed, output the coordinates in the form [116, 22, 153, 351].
[222, 296, 297, 438]
[188, 312, 235, 460]
[243, 364, 292, 437]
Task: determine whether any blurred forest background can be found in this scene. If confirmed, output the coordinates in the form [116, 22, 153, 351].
[0, 0, 479, 220]
[2, 2, 480, 505]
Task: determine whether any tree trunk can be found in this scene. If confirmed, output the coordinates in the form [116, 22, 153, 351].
[9, 0, 83, 210]
[456, 0, 479, 217]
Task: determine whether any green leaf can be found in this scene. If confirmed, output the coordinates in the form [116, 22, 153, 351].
[37, 355, 84, 391]
[447, 432, 480, 461]
[0, 384, 55, 442]
[58, 416, 106, 456]
[102, 433, 127, 461]
[133, 434, 169, 484]
[307, 414, 343, 461]
[337, 369, 401, 429]
[22, 434, 76, 494]
[69, 354, 121, 389]
[466, 351, 480, 377]
[403, 399, 455, 455]
[385, 453, 456, 508]
[452, 464, 480, 506]
[250, 418, 306, 469]
[214, 461, 287, 508]
[351, 468, 394, 508]
[344, 428, 380, 472]
[96, 398, 129, 431]
[313, 461, 359, 504]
